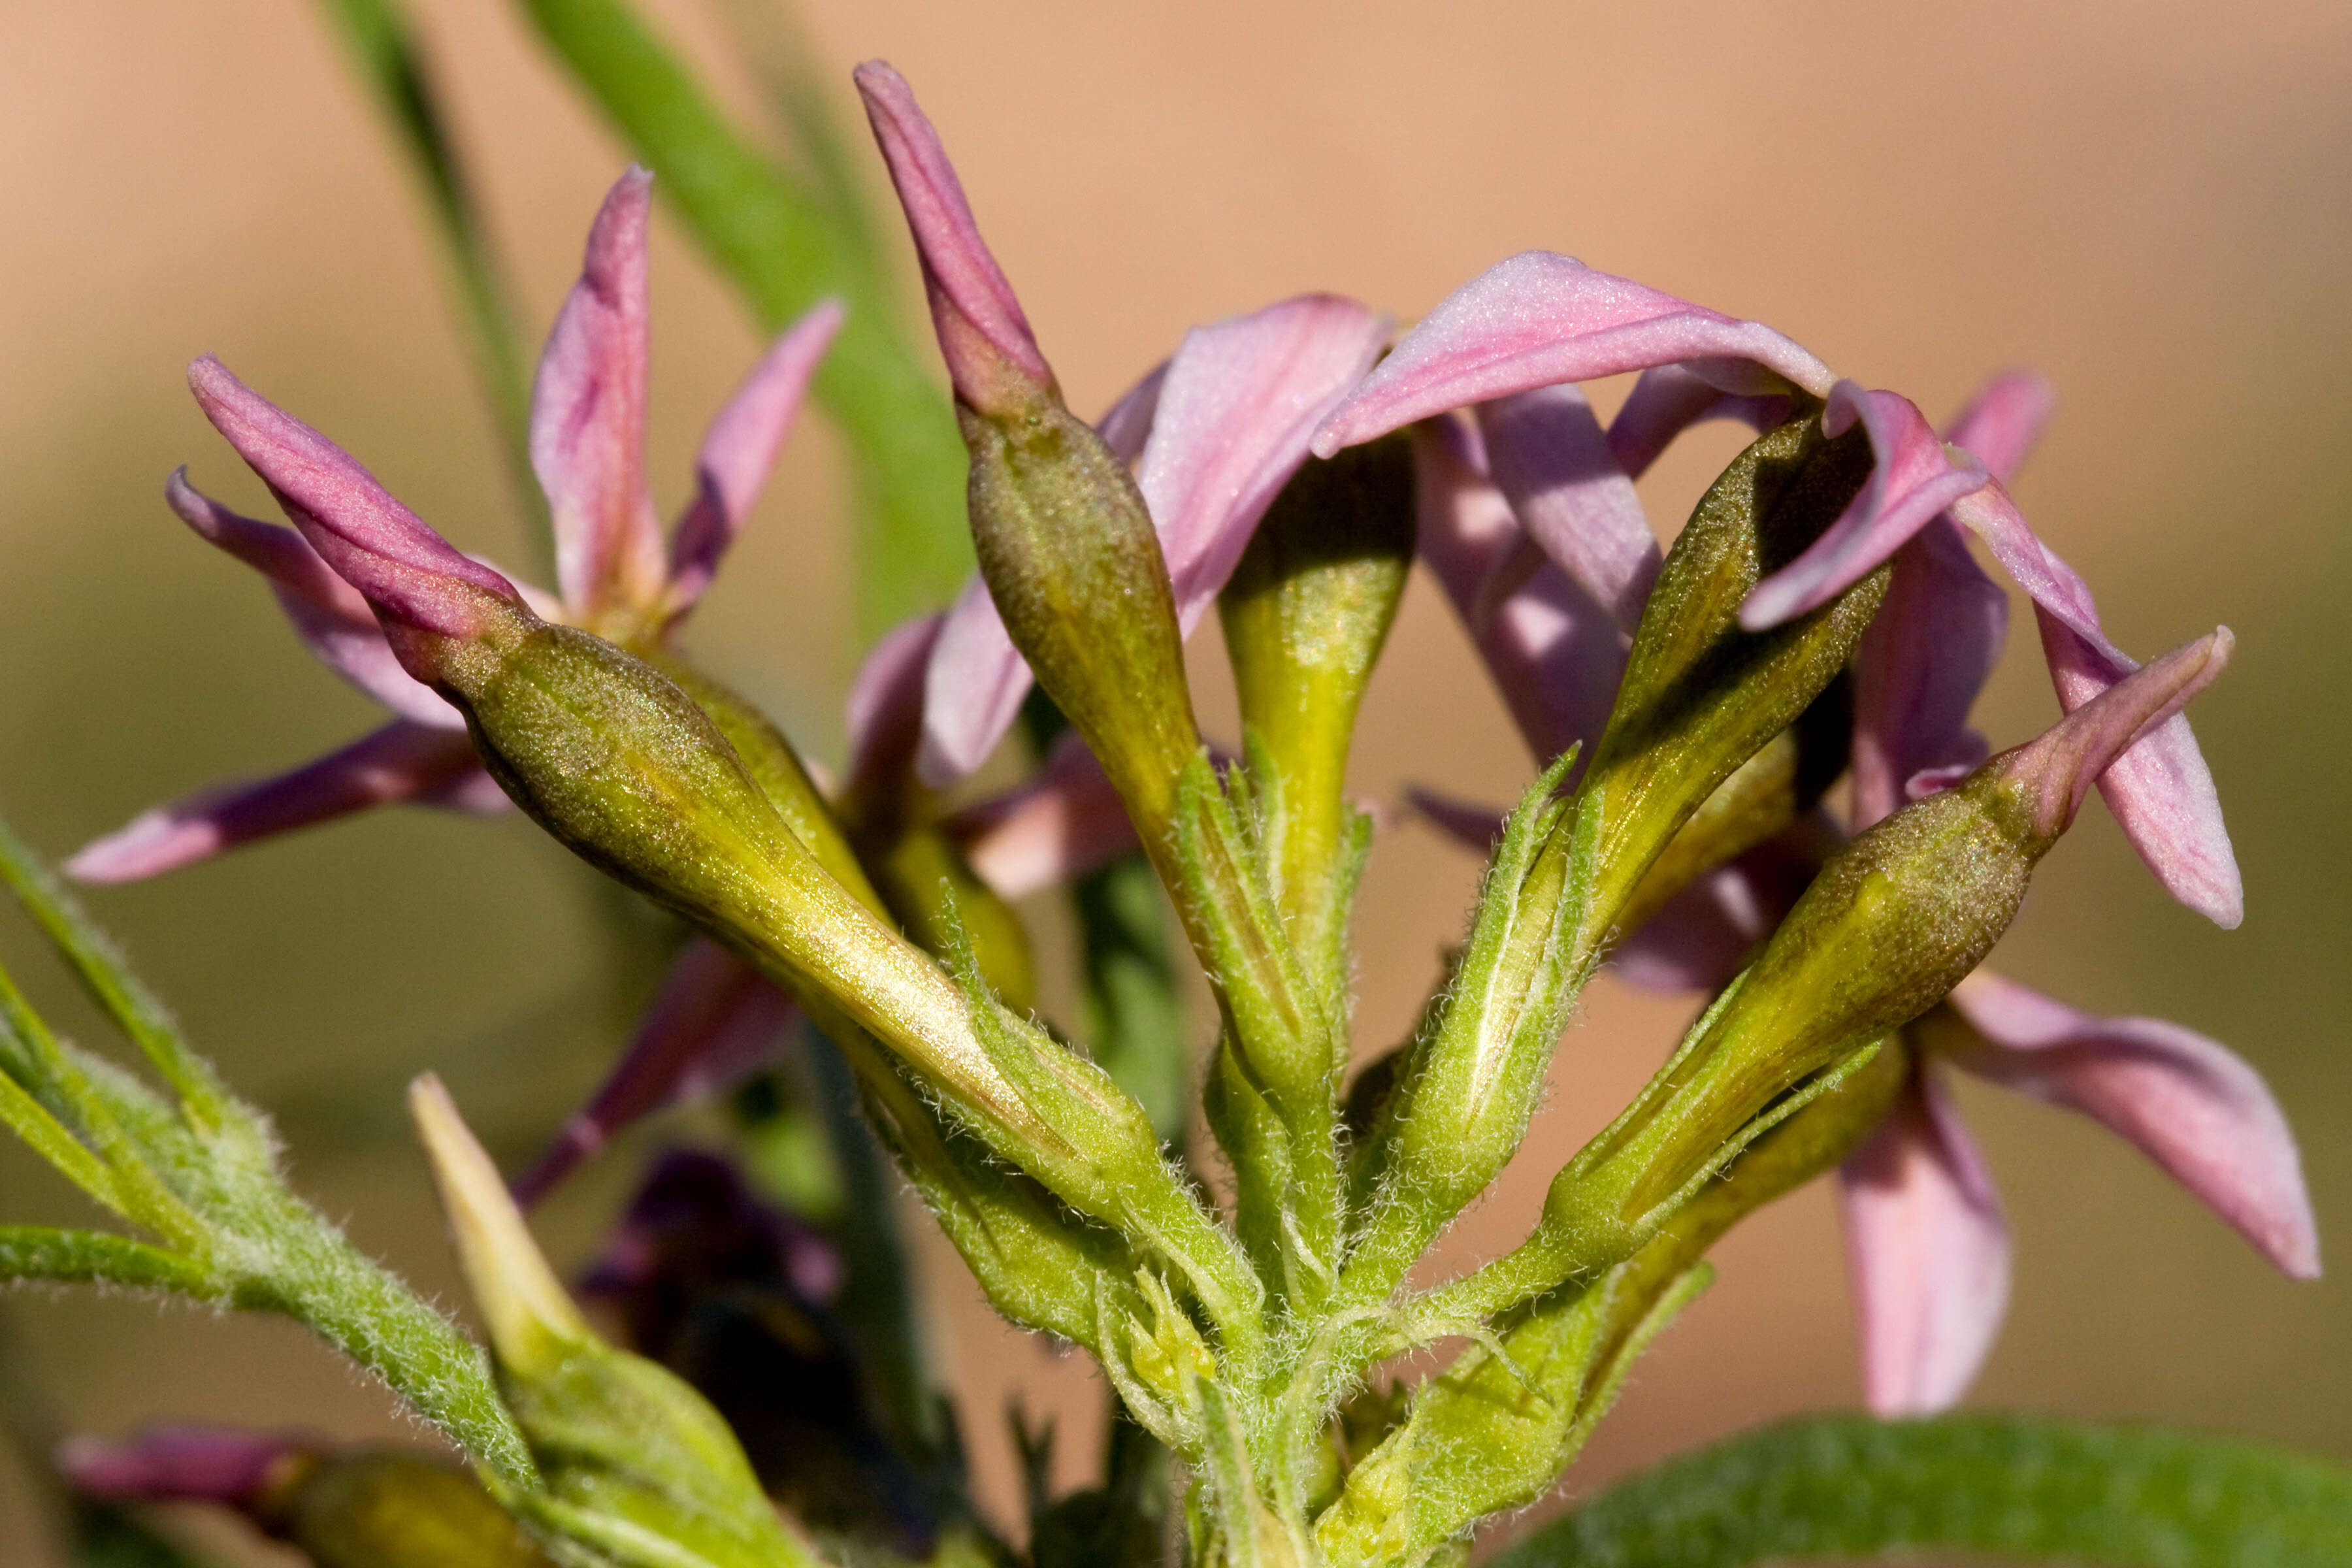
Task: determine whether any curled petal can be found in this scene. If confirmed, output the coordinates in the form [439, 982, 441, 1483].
[1137, 294, 1391, 632]
[1475, 384, 1659, 630]
[531, 168, 668, 618]
[2037, 612, 2242, 927]
[665, 297, 845, 620]
[166, 470, 461, 728]
[855, 60, 1053, 415]
[949, 732, 1138, 898]
[58, 1425, 321, 1507]
[188, 357, 520, 640]
[1740, 384, 1990, 629]
[65, 723, 491, 883]
[1850, 517, 2006, 828]
[1839, 1065, 2012, 1416]
[1944, 369, 2054, 485]
[1412, 417, 1624, 764]
[1995, 627, 2232, 851]
[1311, 250, 1834, 457]
[1938, 973, 2317, 1278]
[512, 941, 797, 1207]
[1933, 480, 2240, 924]
[916, 575, 1031, 786]
[1605, 364, 1791, 480]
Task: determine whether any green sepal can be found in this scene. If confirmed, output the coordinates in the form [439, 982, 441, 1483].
[1218, 435, 1416, 985]
[870, 825, 1039, 1014]
[960, 393, 1201, 841]
[1340, 746, 1588, 1306]
[1073, 853, 1187, 1144]
[1574, 410, 1886, 955]
[0, 1226, 221, 1296]
[1497, 1413, 2352, 1568]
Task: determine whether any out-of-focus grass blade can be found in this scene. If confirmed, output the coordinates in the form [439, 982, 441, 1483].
[707, 0, 886, 284]
[312, 0, 542, 544]
[517, 0, 973, 640]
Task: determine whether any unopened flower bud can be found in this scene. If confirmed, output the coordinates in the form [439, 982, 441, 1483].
[1575, 410, 1886, 951]
[410, 1076, 821, 1568]
[1217, 435, 1416, 973]
[1446, 629, 2232, 1315]
[858, 59, 1200, 842]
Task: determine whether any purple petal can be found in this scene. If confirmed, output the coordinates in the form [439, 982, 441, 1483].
[1944, 369, 2054, 484]
[512, 940, 796, 1207]
[1850, 517, 2006, 828]
[165, 469, 461, 728]
[1839, 1065, 2012, 1416]
[854, 61, 1054, 416]
[65, 723, 491, 883]
[1311, 250, 1835, 458]
[847, 610, 944, 786]
[530, 169, 668, 619]
[1096, 360, 1170, 465]
[949, 732, 1139, 898]
[1992, 627, 2232, 851]
[1605, 364, 1791, 480]
[58, 1425, 322, 1507]
[1411, 417, 1624, 764]
[916, 574, 1032, 786]
[1475, 384, 1659, 630]
[1936, 480, 2240, 924]
[664, 298, 845, 621]
[1942, 973, 2317, 1278]
[1739, 384, 1990, 629]
[1405, 787, 1507, 853]
[188, 357, 521, 642]
[2036, 612, 2243, 928]
[1137, 294, 1391, 633]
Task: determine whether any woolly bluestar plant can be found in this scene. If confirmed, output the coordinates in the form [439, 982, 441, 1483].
[1, 31, 2337, 1568]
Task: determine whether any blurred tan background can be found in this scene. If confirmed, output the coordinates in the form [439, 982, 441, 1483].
[1, 0, 2347, 1560]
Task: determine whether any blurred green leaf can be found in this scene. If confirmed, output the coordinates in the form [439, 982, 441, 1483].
[312, 0, 542, 541]
[515, 0, 972, 639]
[1494, 1413, 2352, 1568]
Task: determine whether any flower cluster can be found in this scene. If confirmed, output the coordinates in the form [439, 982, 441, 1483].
[46, 53, 2317, 1568]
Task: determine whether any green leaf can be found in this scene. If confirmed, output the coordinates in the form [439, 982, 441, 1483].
[1494, 1413, 2352, 1568]
[0, 817, 229, 1126]
[312, 0, 541, 541]
[0, 1227, 220, 1296]
[515, 0, 972, 638]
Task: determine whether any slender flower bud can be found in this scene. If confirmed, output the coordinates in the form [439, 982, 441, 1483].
[1217, 434, 1416, 975]
[1573, 410, 1887, 954]
[856, 60, 1200, 842]
[1439, 630, 2234, 1317]
[409, 1077, 822, 1568]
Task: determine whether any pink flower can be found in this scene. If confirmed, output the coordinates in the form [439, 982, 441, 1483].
[1322, 250, 2238, 927]
[853, 61, 1393, 787]
[1845, 972, 2319, 1416]
[69, 169, 841, 885]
